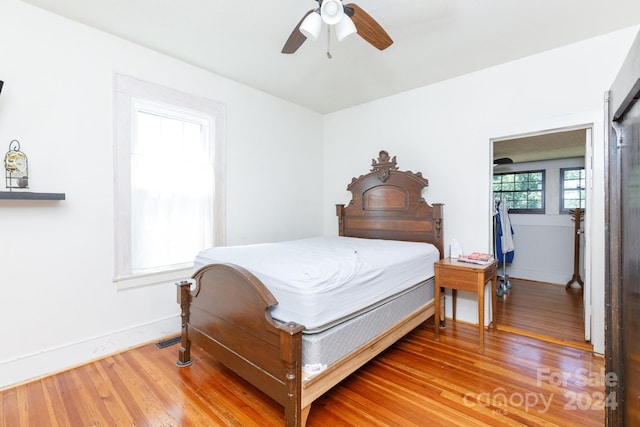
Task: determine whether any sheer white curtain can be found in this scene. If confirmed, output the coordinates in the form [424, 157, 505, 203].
[130, 107, 214, 274]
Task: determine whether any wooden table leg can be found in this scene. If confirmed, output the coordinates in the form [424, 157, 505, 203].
[434, 283, 440, 341]
[478, 275, 485, 354]
[452, 289, 457, 321]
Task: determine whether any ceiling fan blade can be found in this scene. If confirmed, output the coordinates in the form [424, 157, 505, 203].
[281, 10, 314, 54]
[345, 3, 393, 50]
[494, 157, 514, 165]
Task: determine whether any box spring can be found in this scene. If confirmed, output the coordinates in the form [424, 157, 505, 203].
[300, 277, 434, 376]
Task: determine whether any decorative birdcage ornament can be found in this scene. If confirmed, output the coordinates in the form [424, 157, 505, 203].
[4, 140, 29, 190]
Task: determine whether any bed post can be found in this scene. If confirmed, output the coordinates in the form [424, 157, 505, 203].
[176, 280, 193, 367]
[335, 204, 345, 236]
[432, 203, 444, 259]
[279, 321, 305, 427]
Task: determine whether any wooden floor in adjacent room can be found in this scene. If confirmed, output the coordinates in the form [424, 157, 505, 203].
[495, 277, 589, 351]
[1, 320, 604, 426]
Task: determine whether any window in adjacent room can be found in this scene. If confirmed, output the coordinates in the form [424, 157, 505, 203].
[493, 170, 545, 213]
[560, 167, 586, 213]
[114, 74, 226, 288]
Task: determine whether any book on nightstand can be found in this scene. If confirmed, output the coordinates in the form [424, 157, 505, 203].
[457, 252, 494, 265]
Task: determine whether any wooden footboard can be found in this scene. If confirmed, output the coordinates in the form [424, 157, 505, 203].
[176, 263, 306, 427]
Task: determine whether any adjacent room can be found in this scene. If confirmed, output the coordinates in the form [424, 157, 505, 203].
[492, 128, 590, 349]
[1, 0, 639, 425]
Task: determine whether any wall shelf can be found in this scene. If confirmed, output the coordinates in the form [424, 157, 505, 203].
[0, 191, 65, 200]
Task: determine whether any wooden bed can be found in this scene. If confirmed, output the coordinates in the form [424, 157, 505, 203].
[176, 151, 444, 426]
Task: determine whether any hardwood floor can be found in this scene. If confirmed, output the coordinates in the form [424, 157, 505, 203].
[495, 278, 589, 350]
[1, 321, 605, 426]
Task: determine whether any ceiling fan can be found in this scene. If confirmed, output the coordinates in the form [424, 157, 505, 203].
[281, 0, 393, 54]
[493, 157, 514, 167]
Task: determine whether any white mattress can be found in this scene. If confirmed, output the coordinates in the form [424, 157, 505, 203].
[194, 236, 440, 331]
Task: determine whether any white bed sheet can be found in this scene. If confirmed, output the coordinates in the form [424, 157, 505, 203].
[194, 236, 439, 331]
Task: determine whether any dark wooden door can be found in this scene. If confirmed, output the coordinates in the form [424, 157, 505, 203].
[607, 30, 640, 426]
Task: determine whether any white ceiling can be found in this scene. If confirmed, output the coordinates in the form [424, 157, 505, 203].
[494, 129, 586, 164]
[18, 0, 640, 114]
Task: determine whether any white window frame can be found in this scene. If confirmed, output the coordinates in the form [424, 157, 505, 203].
[113, 74, 226, 289]
[560, 167, 586, 213]
[493, 169, 546, 214]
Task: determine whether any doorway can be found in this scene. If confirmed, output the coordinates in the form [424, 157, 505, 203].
[491, 127, 591, 349]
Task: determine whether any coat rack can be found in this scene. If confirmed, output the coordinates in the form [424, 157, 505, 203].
[566, 208, 584, 289]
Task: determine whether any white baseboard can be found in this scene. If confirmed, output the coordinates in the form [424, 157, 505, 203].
[0, 315, 181, 390]
[502, 267, 571, 285]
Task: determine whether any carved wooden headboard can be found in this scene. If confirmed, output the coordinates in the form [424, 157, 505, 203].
[336, 150, 444, 258]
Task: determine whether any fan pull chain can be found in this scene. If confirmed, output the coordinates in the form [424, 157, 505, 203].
[326, 26, 332, 59]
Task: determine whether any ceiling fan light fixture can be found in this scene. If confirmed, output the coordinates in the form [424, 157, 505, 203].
[335, 15, 357, 42]
[282, 0, 392, 54]
[299, 9, 322, 41]
[320, 0, 344, 25]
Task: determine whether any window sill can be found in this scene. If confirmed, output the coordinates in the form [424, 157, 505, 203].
[114, 267, 192, 290]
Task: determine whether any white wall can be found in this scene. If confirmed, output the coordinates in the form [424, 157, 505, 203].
[0, 0, 323, 389]
[323, 26, 640, 354]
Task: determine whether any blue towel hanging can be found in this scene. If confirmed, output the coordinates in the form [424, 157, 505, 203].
[495, 207, 515, 264]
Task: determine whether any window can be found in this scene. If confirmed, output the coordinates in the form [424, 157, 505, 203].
[560, 167, 585, 213]
[493, 170, 545, 213]
[114, 74, 225, 288]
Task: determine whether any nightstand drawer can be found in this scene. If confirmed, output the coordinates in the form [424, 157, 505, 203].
[484, 263, 497, 280]
[438, 268, 477, 290]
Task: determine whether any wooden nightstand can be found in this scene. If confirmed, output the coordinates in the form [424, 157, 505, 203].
[434, 257, 498, 353]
